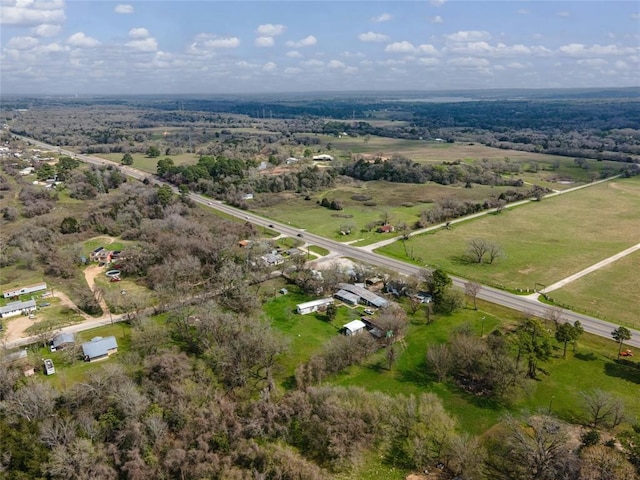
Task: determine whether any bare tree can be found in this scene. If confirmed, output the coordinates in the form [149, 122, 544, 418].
[426, 344, 453, 382]
[466, 238, 491, 263]
[487, 241, 504, 264]
[464, 281, 481, 310]
[580, 389, 625, 428]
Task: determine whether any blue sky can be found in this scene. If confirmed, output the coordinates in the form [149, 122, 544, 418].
[1, 1, 638, 94]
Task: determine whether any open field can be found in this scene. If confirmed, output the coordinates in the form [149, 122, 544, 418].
[378, 177, 640, 291]
[97, 152, 199, 173]
[251, 180, 522, 244]
[548, 250, 640, 330]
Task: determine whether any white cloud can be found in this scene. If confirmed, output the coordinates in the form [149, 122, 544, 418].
[385, 41, 416, 53]
[128, 27, 150, 39]
[431, 0, 446, 6]
[532, 33, 543, 40]
[114, 4, 134, 14]
[285, 35, 317, 48]
[445, 30, 491, 42]
[385, 41, 438, 55]
[262, 61, 277, 72]
[431, 16, 443, 24]
[558, 43, 631, 57]
[67, 32, 101, 48]
[371, 13, 391, 23]
[632, 13, 640, 20]
[126, 37, 158, 52]
[557, 11, 570, 17]
[256, 24, 286, 36]
[0, 0, 66, 26]
[6, 35, 40, 50]
[447, 57, 490, 67]
[284, 67, 302, 75]
[327, 60, 345, 69]
[418, 57, 440, 66]
[204, 36, 240, 49]
[614, 60, 628, 70]
[517, 9, 530, 15]
[358, 32, 389, 42]
[32, 23, 60, 37]
[286, 50, 302, 58]
[301, 59, 324, 68]
[255, 36, 274, 47]
[577, 58, 608, 67]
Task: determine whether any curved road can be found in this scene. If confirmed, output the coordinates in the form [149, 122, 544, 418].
[10, 134, 640, 349]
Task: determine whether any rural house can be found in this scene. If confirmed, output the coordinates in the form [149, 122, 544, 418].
[337, 283, 389, 309]
[334, 289, 359, 306]
[3, 282, 47, 299]
[296, 298, 334, 315]
[0, 299, 37, 319]
[81, 336, 118, 362]
[377, 224, 395, 233]
[50, 333, 75, 352]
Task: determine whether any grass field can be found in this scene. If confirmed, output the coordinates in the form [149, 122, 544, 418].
[97, 152, 199, 173]
[251, 181, 519, 244]
[378, 177, 640, 291]
[548, 250, 640, 330]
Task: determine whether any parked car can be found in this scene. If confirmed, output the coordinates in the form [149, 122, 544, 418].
[268, 224, 274, 228]
[297, 233, 304, 237]
[39, 302, 51, 307]
[620, 349, 634, 357]
[364, 308, 375, 315]
[28, 313, 36, 319]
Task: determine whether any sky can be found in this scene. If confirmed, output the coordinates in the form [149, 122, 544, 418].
[1, 0, 639, 95]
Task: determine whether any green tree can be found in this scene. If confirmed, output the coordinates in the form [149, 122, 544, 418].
[156, 157, 174, 176]
[325, 303, 337, 322]
[156, 184, 174, 207]
[146, 145, 161, 157]
[56, 156, 80, 180]
[427, 268, 452, 304]
[611, 326, 632, 357]
[516, 317, 552, 378]
[555, 321, 583, 359]
[60, 216, 80, 234]
[37, 163, 56, 180]
[121, 153, 134, 165]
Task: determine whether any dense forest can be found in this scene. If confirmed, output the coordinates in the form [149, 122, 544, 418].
[2, 89, 639, 163]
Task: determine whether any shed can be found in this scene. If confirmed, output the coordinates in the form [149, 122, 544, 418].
[81, 336, 118, 362]
[296, 298, 334, 315]
[334, 289, 359, 306]
[343, 319, 366, 336]
[337, 283, 389, 309]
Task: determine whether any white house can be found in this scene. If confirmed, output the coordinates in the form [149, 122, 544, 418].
[296, 298, 334, 315]
[3, 282, 47, 299]
[343, 319, 367, 336]
[0, 299, 36, 319]
[312, 154, 334, 161]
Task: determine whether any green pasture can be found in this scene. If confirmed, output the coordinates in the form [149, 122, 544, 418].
[378, 178, 640, 291]
[548, 250, 640, 330]
[96, 152, 199, 173]
[251, 181, 518, 244]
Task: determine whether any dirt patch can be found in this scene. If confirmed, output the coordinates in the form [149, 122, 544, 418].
[83, 264, 110, 315]
[4, 316, 38, 343]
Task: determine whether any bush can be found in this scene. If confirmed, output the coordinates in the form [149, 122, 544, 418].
[580, 430, 600, 448]
[363, 201, 377, 207]
[351, 194, 372, 202]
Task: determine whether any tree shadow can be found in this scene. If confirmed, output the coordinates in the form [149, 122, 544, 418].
[604, 360, 640, 384]
[450, 254, 477, 266]
[397, 359, 438, 387]
[574, 351, 598, 361]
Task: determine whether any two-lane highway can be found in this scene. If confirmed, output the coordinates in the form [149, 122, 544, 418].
[11, 134, 640, 348]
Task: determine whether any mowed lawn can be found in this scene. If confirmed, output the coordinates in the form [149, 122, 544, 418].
[549, 250, 640, 330]
[378, 177, 640, 291]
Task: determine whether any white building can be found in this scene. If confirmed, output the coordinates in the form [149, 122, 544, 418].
[312, 154, 334, 161]
[296, 298, 334, 315]
[0, 299, 36, 319]
[3, 282, 47, 299]
[343, 319, 367, 336]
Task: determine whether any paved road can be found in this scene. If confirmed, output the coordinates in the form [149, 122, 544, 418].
[9, 134, 640, 349]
